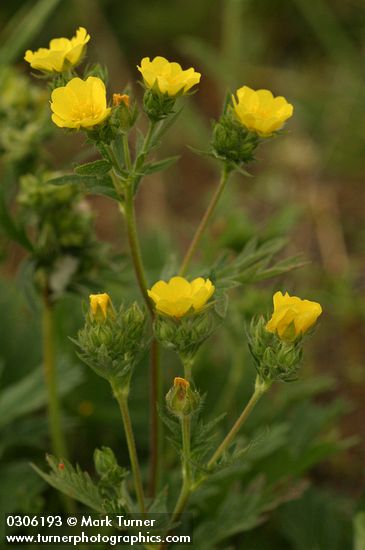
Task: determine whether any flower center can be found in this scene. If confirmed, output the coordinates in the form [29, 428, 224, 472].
[72, 104, 101, 121]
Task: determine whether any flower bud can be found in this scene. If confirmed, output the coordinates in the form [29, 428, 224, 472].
[142, 88, 176, 122]
[247, 316, 303, 383]
[89, 293, 114, 322]
[166, 377, 200, 418]
[110, 93, 138, 133]
[211, 113, 259, 167]
[94, 446, 118, 477]
[154, 309, 216, 364]
[113, 93, 130, 107]
[94, 446, 127, 486]
[75, 300, 148, 387]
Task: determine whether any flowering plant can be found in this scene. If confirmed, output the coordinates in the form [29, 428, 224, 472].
[3, 21, 346, 549]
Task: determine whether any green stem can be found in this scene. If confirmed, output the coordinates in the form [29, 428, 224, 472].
[111, 126, 162, 500]
[179, 165, 230, 276]
[183, 358, 193, 382]
[159, 416, 192, 550]
[160, 378, 270, 548]
[162, 415, 192, 548]
[43, 294, 76, 514]
[140, 121, 156, 158]
[122, 133, 132, 172]
[148, 338, 162, 497]
[42, 294, 67, 460]
[123, 186, 153, 315]
[207, 376, 270, 469]
[112, 384, 146, 514]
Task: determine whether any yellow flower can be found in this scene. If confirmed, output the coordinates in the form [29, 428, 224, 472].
[24, 27, 90, 73]
[232, 86, 293, 137]
[89, 293, 112, 321]
[266, 291, 322, 341]
[50, 77, 111, 129]
[148, 276, 215, 318]
[137, 56, 201, 96]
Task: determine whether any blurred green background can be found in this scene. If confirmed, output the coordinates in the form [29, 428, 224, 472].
[0, 0, 364, 548]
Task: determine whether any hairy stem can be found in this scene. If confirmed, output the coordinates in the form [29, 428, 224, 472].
[179, 165, 230, 276]
[148, 338, 162, 497]
[123, 186, 153, 314]
[42, 294, 68, 460]
[160, 416, 192, 549]
[207, 376, 270, 469]
[113, 385, 146, 514]
[43, 293, 75, 513]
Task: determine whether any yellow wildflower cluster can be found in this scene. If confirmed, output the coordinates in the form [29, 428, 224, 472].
[148, 276, 215, 318]
[266, 291, 322, 341]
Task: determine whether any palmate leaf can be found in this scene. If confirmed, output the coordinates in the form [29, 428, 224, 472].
[32, 455, 105, 512]
[74, 159, 112, 176]
[191, 412, 226, 466]
[47, 173, 119, 201]
[0, 359, 83, 429]
[141, 155, 180, 175]
[206, 237, 306, 289]
[193, 476, 304, 549]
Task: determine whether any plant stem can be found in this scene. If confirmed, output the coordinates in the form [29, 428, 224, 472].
[123, 186, 153, 315]
[140, 121, 157, 158]
[43, 293, 76, 514]
[112, 384, 146, 514]
[207, 377, 270, 469]
[122, 133, 132, 172]
[111, 128, 162, 499]
[179, 165, 230, 276]
[175, 419, 192, 519]
[160, 416, 192, 549]
[42, 294, 67, 460]
[148, 338, 162, 497]
[160, 379, 270, 548]
[183, 359, 193, 381]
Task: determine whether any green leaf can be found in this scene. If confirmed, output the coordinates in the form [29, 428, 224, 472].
[74, 159, 112, 176]
[209, 237, 305, 289]
[0, 191, 33, 251]
[47, 174, 91, 186]
[252, 254, 308, 282]
[0, 461, 45, 537]
[32, 455, 105, 512]
[213, 292, 229, 319]
[0, 0, 62, 65]
[191, 412, 226, 466]
[0, 359, 83, 428]
[142, 155, 179, 175]
[47, 174, 119, 201]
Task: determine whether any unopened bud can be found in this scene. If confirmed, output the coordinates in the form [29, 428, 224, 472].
[166, 377, 200, 418]
[89, 293, 114, 322]
[113, 93, 130, 107]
